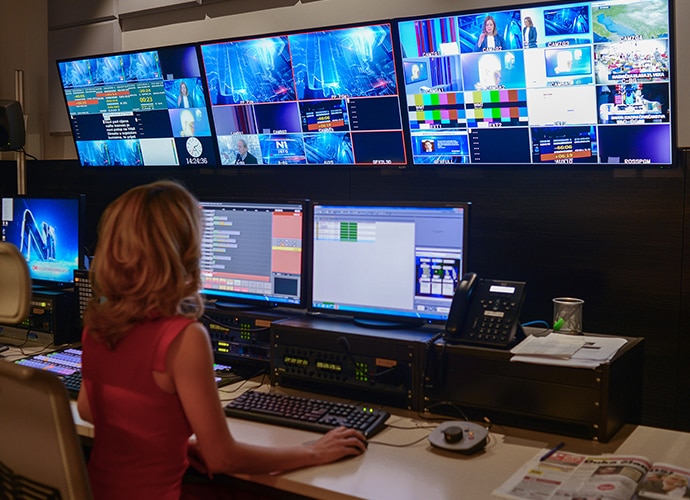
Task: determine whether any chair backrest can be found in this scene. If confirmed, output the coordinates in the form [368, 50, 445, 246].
[0, 241, 31, 324]
[0, 360, 93, 499]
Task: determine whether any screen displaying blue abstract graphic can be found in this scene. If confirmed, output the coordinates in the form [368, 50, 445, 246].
[1, 197, 84, 287]
[200, 23, 407, 166]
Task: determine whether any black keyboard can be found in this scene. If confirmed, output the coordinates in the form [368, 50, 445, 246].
[61, 371, 83, 396]
[224, 390, 390, 438]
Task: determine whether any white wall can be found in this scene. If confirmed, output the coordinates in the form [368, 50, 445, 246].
[0, 0, 48, 161]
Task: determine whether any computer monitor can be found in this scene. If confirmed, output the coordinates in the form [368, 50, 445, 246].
[310, 201, 470, 327]
[57, 44, 219, 167]
[1, 196, 84, 288]
[395, 0, 674, 166]
[199, 199, 306, 309]
[199, 21, 408, 166]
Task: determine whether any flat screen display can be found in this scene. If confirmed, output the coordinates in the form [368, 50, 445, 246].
[200, 22, 408, 166]
[199, 200, 306, 308]
[396, 0, 674, 166]
[57, 45, 219, 167]
[1, 197, 84, 287]
[310, 202, 469, 326]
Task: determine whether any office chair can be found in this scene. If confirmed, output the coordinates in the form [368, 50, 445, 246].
[0, 242, 31, 324]
[0, 242, 93, 499]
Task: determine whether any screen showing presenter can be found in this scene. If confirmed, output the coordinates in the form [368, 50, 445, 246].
[477, 15, 505, 51]
[523, 16, 538, 48]
[235, 138, 258, 164]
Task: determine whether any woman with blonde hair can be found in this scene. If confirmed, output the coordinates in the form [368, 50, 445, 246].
[78, 180, 367, 499]
[523, 16, 538, 49]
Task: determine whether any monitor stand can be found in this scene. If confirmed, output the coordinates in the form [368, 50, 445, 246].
[213, 301, 273, 312]
[352, 318, 424, 330]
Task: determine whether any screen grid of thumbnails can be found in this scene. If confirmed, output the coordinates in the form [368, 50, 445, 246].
[56, 0, 674, 168]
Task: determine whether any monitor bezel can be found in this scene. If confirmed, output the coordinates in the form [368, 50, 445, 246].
[308, 200, 471, 328]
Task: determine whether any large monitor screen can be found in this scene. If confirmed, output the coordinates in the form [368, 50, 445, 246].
[396, 0, 674, 166]
[1, 196, 84, 288]
[200, 22, 408, 166]
[310, 202, 469, 326]
[199, 200, 306, 308]
[57, 44, 219, 167]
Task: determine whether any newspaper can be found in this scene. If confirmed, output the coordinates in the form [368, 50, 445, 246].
[493, 450, 690, 499]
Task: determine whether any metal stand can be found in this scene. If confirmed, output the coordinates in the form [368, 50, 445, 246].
[15, 69, 26, 195]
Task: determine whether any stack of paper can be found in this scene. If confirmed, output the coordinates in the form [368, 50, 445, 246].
[510, 333, 628, 368]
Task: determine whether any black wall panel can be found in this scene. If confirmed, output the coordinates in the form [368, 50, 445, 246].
[1, 154, 687, 430]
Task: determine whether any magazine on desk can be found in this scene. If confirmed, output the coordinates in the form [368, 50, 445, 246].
[493, 450, 690, 499]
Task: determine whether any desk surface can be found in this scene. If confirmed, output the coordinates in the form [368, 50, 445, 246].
[3, 342, 689, 500]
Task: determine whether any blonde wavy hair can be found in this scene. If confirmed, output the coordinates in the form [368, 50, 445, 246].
[84, 180, 204, 348]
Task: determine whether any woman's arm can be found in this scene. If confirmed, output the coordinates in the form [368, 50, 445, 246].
[169, 323, 367, 475]
[77, 383, 93, 423]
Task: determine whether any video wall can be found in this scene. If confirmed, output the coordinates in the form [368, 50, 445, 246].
[56, 0, 674, 168]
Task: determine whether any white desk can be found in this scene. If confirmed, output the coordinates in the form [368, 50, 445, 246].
[3, 343, 689, 500]
[71, 382, 690, 500]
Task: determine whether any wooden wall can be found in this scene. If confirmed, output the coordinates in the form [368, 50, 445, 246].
[2, 151, 688, 431]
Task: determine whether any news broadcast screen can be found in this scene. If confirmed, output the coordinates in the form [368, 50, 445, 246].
[396, 0, 673, 166]
[57, 44, 220, 167]
[200, 23, 408, 166]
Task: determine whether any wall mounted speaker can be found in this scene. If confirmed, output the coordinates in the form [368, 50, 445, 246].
[0, 100, 25, 151]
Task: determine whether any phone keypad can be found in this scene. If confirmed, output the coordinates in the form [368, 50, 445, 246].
[467, 298, 520, 345]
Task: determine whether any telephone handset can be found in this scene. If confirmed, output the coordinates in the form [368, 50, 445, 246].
[445, 272, 526, 348]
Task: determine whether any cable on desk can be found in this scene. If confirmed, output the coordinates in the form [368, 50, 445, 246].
[368, 433, 432, 448]
[521, 320, 551, 336]
[217, 370, 270, 403]
[11, 338, 58, 357]
[422, 400, 473, 422]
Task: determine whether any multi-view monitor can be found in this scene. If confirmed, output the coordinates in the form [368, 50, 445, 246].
[199, 25, 406, 166]
[399, 0, 672, 165]
[57, 0, 674, 168]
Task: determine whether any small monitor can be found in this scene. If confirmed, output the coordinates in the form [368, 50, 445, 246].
[310, 201, 470, 327]
[199, 199, 306, 309]
[1, 196, 84, 288]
